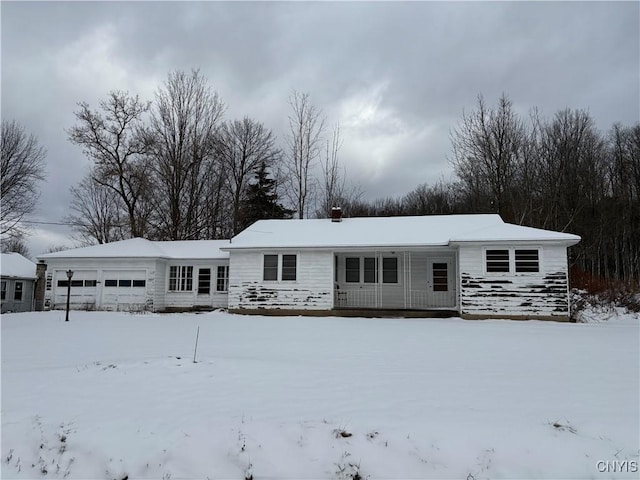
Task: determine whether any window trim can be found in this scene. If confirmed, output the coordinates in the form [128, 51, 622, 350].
[281, 254, 297, 281]
[483, 247, 542, 275]
[263, 253, 298, 282]
[168, 265, 194, 292]
[14, 281, 23, 302]
[345, 257, 360, 283]
[382, 257, 399, 284]
[263, 254, 279, 282]
[216, 265, 229, 292]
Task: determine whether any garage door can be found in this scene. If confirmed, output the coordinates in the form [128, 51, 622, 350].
[53, 270, 98, 309]
[101, 270, 148, 310]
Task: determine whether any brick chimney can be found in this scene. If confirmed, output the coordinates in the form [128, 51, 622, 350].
[331, 206, 342, 222]
[34, 261, 47, 311]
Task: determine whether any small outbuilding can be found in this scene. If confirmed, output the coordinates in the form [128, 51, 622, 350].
[37, 238, 230, 312]
[1, 252, 38, 313]
[223, 213, 581, 320]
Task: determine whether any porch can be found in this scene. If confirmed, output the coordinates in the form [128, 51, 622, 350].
[333, 250, 458, 310]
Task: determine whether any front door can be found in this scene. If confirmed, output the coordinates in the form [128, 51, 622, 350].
[427, 258, 455, 308]
[195, 268, 212, 306]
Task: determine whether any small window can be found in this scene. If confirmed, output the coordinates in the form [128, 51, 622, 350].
[382, 257, 398, 283]
[364, 257, 378, 283]
[432, 263, 448, 292]
[14, 281, 23, 301]
[84, 280, 97, 287]
[71, 280, 84, 287]
[515, 249, 539, 273]
[104, 279, 117, 287]
[217, 265, 229, 292]
[486, 249, 510, 273]
[345, 257, 360, 283]
[1, 281, 6, 301]
[263, 255, 278, 281]
[119, 279, 132, 287]
[57, 280, 69, 287]
[282, 255, 297, 281]
[198, 268, 211, 294]
[132, 280, 146, 287]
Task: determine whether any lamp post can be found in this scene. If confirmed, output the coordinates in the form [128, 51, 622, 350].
[65, 269, 73, 322]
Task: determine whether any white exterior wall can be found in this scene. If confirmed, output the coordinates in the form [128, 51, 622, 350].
[228, 250, 334, 310]
[164, 259, 229, 309]
[458, 243, 570, 318]
[43, 258, 229, 312]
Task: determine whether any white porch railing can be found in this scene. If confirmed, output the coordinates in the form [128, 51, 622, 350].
[335, 288, 455, 309]
[335, 289, 377, 308]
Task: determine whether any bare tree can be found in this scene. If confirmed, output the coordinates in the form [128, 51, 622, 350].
[145, 69, 225, 240]
[284, 91, 325, 218]
[451, 94, 527, 221]
[216, 117, 281, 234]
[1, 120, 46, 239]
[315, 123, 363, 218]
[1, 235, 31, 258]
[65, 170, 125, 245]
[68, 91, 151, 237]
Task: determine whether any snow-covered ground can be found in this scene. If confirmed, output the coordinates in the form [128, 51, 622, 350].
[2, 310, 638, 479]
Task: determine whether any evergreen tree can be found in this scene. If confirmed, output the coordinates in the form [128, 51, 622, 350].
[238, 162, 294, 231]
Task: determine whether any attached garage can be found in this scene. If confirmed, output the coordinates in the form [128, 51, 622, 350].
[38, 238, 229, 312]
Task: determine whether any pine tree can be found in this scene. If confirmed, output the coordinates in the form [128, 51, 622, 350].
[237, 162, 294, 231]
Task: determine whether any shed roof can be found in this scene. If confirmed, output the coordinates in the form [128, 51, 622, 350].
[1, 253, 37, 279]
[224, 214, 581, 250]
[38, 238, 230, 260]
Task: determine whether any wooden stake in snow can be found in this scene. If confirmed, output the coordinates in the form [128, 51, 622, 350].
[193, 326, 200, 363]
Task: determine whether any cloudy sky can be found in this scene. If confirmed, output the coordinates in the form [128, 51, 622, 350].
[2, 1, 639, 257]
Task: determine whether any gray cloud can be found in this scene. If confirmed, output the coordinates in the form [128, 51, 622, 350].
[2, 1, 638, 256]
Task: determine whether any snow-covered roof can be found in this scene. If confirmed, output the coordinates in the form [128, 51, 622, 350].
[1, 253, 37, 279]
[224, 214, 581, 250]
[38, 238, 230, 261]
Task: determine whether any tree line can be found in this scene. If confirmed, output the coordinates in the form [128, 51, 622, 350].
[338, 95, 640, 284]
[1, 72, 638, 284]
[64, 69, 359, 244]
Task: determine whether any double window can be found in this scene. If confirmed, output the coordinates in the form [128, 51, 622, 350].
[169, 266, 193, 291]
[345, 256, 398, 284]
[485, 248, 540, 274]
[263, 254, 297, 281]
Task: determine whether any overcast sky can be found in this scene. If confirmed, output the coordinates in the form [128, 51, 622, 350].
[2, 1, 639, 257]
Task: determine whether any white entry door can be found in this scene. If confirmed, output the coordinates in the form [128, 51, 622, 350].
[427, 258, 456, 308]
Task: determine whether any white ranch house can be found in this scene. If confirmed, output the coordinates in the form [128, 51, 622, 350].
[36, 214, 580, 320]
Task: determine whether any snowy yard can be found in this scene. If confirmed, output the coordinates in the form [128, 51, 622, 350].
[1, 310, 638, 479]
